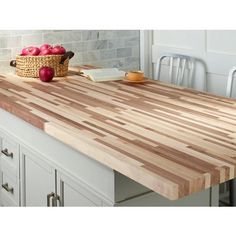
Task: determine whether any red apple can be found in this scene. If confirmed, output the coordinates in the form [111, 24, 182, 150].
[29, 47, 40, 56]
[40, 44, 52, 51]
[39, 48, 52, 55]
[21, 46, 40, 56]
[51, 45, 66, 55]
[39, 67, 54, 82]
[21, 47, 29, 56]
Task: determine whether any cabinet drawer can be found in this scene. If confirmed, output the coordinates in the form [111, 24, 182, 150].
[1, 171, 19, 205]
[1, 134, 20, 174]
[1, 192, 18, 207]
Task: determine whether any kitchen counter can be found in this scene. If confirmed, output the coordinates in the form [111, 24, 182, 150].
[0, 70, 235, 200]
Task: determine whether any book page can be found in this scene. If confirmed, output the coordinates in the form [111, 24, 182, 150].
[80, 68, 125, 82]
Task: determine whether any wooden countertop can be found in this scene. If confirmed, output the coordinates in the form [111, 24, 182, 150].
[0, 69, 236, 200]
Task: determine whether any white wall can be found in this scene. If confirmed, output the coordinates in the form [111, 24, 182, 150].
[150, 30, 236, 97]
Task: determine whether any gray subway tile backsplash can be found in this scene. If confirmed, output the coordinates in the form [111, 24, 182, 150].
[0, 38, 7, 49]
[0, 30, 140, 72]
[43, 32, 66, 44]
[0, 49, 11, 60]
[63, 31, 82, 42]
[100, 49, 117, 60]
[125, 37, 140, 47]
[124, 57, 140, 70]
[72, 42, 88, 52]
[6, 36, 22, 48]
[100, 59, 125, 68]
[132, 46, 140, 58]
[22, 34, 43, 47]
[116, 30, 139, 38]
[98, 30, 116, 40]
[81, 51, 100, 62]
[117, 48, 132, 58]
[108, 38, 125, 49]
[82, 30, 100, 41]
[87, 40, 108, 50]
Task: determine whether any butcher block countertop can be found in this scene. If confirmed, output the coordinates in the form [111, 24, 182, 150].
[0, 69, 236, 200]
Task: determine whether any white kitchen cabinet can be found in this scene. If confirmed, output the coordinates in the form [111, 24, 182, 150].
[20, 147, 55, 206]
[20, 146, 105, 207]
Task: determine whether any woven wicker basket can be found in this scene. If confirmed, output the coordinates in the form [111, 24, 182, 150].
[10, 51, 74, 78]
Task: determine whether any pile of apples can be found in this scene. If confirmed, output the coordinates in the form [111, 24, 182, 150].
[19, 44, 68, 82]
[21, 44, 66, 56]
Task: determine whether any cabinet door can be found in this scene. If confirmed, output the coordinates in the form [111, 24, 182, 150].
[57, 171, 102, 206]
[21, 147, 55, 206]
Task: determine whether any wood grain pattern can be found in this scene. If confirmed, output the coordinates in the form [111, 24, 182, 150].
[0, 68, 236, 200]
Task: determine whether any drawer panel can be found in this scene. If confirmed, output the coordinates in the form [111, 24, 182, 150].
[1, 134, 20, 174]
[1, 191, 18, 207]
[1, 171, 19, 205]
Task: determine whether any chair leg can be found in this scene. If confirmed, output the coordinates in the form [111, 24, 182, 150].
[229, 179, 236, 206]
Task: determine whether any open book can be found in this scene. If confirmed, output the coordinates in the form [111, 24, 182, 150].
[80, 68, 125, 82]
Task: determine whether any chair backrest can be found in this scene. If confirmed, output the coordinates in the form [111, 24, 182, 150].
[226, 66, 236, 98]
[155, 53, 195, 87]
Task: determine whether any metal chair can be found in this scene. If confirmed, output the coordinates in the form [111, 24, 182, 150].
[155, 53, 195, 87]
[226, 66, 236, 98]
[225, 66, 236, 206]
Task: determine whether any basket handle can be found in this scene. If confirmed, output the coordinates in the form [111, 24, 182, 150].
[60, 51, 74, 65]
[10, 60, 16, 67]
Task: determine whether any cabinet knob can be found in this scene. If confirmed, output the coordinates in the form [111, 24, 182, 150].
[1, 149, 13, 158]
[2, 183, 14, 194]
